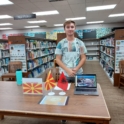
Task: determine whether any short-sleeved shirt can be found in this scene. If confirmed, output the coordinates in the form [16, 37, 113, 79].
[55, 38, 87, 76]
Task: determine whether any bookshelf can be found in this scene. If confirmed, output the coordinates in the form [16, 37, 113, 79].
[0, 39, 10, 77]
[99, 29, 124, 86]
[82, 39, 99, 61]
[8, 36, 56, 78]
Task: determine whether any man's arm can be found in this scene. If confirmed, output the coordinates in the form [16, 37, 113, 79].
[72, 54, 86, 72]
[56, 55, 75, 76]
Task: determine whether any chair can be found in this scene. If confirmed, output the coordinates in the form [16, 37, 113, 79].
[40, 67, 60, 82]
[1, 61, 22, 81]
[119, 60, 124, 88]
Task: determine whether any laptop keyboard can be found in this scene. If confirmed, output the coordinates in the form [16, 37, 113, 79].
[76, 89, 96, 92]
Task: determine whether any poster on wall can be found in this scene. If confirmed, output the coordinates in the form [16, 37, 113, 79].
[10, 44, 27, 72]
[115, 40, 124, 73]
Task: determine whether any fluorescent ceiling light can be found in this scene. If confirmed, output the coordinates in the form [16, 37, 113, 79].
[27, 20, 47, 23]
[66, 17, 86, 21]
[0, 0, 13, 6]
[86, 4, 116, 11]
[54, 24, 63, 26]
[33, 10, 59, 16]
[24, 26, 40, 28]
[87, 21, 104, 24]
[109, 13, 124, 17]
[0, 28, 12, 30]
[0, 15, 12, 19]
[0, 23, 13, 26]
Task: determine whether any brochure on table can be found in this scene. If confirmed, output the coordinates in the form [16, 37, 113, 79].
[115, 40, 124, 73]
[10, 44, 27, 72]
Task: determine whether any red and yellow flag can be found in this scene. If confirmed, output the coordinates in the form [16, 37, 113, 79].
[23, 83, 42, 94]
[45, 70, 56, 90]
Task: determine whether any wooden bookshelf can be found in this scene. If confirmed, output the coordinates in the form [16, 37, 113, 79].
[0, 39, 10, 77]
[99, 29, 124, 86]
[8, 36, 56, 78]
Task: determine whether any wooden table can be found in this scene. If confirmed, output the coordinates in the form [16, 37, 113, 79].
[0, 81, 111, 124]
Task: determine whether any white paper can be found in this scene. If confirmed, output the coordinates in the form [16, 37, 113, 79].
[54, 83, 71, 90]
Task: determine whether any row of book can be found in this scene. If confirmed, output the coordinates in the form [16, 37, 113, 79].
[28, 62, 54, 78]
[100, 53, 114, 68]
[100, 59, 114, 78]
[27, 48, 55, 60]
[0, 67, 8, 77]
[0, 58, 10, 66]
[0, 51, 10, 58]
[100, 46, 114, 57]
[27, 55, 54, 70]
[0, 43, 9, 50]
[100, 37, 114, 46]
[26, 40, 56, 49]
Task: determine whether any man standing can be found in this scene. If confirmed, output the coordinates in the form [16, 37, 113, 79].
[55, 20, 87, 82]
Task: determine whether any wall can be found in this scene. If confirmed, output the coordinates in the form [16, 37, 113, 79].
[0, 22, 124, 39]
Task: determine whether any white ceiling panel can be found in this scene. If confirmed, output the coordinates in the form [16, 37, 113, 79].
[86, 1, 103, 7]
[67, 0, 85, 4]
[10, 0, 29, 4]
[50, 1, 68, 6]
[33, 1, 53, 8]
[103, 0, 121, 5]
[86, 0, 103, 3]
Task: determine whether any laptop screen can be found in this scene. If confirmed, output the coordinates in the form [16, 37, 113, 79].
[76, 74, 97, 88]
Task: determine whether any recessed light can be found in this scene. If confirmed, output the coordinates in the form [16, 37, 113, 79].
[65, 17, 86, 21]
[109, 13, 124, 17]
[86, 4, 116, 11]
[0, 27, 12, 30]
[24, 26, 40, 28]
[54, 24, 63, 26]
[0, 15, 12, 19]
[27, 20, 47, 23]
[0, 23, 13, 26]
[87, 21, 104, 24]
[0, 0, 13, 6]
[33, 10, 59, 16]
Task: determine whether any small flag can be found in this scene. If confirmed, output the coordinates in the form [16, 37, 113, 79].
[57, 72, 68, 91]
[23, 83, 42, 94]
[45, 70, 56, 90]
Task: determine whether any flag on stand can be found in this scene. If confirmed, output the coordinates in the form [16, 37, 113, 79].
[57, 72, 68, 91]
[45, 70, 56, 90]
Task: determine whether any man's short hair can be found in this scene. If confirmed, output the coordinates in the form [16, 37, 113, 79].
[63, 20, 75, 29]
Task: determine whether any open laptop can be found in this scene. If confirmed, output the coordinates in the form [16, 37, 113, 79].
[74, 74, 98, 96]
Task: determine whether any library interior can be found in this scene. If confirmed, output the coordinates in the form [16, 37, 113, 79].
[0, 0, 124, 124]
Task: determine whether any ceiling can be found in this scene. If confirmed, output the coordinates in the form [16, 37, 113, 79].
[0, 0, 124, 30]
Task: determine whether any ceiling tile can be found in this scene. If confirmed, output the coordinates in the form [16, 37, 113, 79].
[67, 0, 85, 4]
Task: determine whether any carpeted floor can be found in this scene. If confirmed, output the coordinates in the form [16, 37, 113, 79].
[1, 61, 124, 124]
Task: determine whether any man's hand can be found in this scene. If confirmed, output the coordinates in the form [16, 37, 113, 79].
[66, 68, 76, 77]
[72, 67, 78, 73]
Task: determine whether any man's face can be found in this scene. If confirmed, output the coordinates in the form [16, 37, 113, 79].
[64, 23, 75, 36]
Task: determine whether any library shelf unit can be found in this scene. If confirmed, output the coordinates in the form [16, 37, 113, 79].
[8, 36, 56, 78]
[99, 29, 124, 86]
[0, 39, 10, 77]
[82, 38, 99, 61]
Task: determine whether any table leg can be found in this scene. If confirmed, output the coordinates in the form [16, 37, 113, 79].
[103, 121, 109, 124]
[0, 115, 4, 120]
